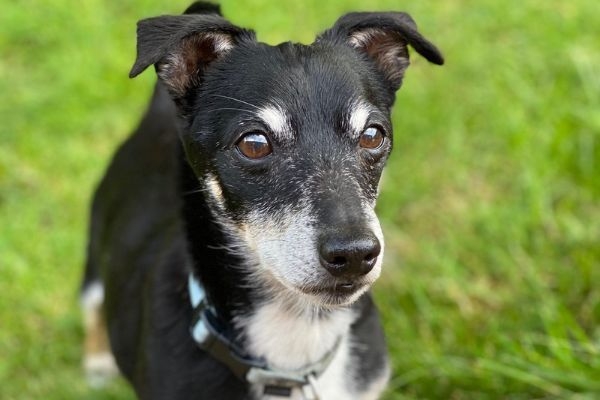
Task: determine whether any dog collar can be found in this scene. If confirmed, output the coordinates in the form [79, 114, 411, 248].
[188, 274, 340, 399]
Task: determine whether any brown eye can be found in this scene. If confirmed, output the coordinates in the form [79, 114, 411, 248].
[359, 126, 385, 149]
[236, 132, 272, 159]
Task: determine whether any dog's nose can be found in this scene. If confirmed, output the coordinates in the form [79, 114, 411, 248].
[319, 232, 381, 279]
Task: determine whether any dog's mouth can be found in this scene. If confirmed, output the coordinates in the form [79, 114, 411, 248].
[301, 280, 367, 299]
[258, 265, 372, 307]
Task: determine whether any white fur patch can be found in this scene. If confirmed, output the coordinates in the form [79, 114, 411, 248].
[205, 173, 225, 209]
[212, 34, 234, 53]
[84, 352, 119, 388]
[241, 302, 355, 370]
[237, 303, 357, 399]
[349, 100, 373, 136]
[257, 105, 292, 140]
[242, 206, 318, 293]
[348, 30, 378, 48]
[80, 281, 104, 311]
[80, 281, 119, 388]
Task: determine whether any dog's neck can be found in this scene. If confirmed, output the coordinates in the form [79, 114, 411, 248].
[234, 299, 355, 371]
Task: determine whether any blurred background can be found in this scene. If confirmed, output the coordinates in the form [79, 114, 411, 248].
[1, 0, 598, 398]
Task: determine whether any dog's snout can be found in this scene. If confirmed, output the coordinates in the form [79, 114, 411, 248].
[319, 232, 381, 279]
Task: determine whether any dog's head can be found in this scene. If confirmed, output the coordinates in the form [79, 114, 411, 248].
[130, 4, 443, 307]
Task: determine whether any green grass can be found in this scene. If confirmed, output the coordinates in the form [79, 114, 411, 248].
[1, 0, 598, 398]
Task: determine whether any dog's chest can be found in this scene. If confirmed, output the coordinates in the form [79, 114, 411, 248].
[238, 303, 358, 399]
[253, 337, 353, 400]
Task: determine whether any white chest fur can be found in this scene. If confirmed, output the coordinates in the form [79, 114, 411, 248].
[236, 301, 357, 399]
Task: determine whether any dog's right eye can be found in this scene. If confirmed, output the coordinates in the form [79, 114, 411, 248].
[359, 126, 385, 150]
[236, 132, 272, 159]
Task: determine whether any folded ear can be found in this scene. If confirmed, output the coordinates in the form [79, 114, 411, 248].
[317, 12, 444, 91]
[129, 13, 255, 101]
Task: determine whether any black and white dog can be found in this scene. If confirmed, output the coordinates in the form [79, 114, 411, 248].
[81, 2, 443, 399]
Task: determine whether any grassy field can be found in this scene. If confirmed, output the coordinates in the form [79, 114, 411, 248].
[1, 0, 599, 398]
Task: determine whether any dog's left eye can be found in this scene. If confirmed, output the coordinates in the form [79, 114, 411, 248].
[359, 126, 385, 149]
[236, 132, 272, 159]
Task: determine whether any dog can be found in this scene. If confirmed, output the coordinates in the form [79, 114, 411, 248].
[80, 2, 443, 399]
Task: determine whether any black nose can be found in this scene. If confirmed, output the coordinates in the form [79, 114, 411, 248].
[319, 231, 381, 279]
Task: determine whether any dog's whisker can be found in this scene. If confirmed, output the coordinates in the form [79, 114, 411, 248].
[212, 94, 261, 110]
[205, 243, 247, 253]
[210, 107, 256, 114]
[182, 188, 206, 196]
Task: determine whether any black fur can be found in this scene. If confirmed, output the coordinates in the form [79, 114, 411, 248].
[83, 2, 443, 399]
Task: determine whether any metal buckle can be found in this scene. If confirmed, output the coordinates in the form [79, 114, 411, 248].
[247, 369, 322, 399]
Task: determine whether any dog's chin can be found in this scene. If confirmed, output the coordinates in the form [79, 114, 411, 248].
[298, 282, 371, 307]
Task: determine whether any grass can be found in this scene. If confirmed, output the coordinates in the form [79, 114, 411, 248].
[1, 0, 598, 398]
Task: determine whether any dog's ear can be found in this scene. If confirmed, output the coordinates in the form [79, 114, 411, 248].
[183, 1, 222, 15]
[129, 12, 255, 100]
[317, 12, 444, 91]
